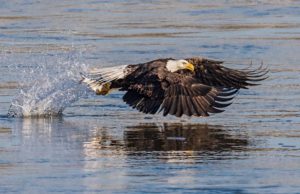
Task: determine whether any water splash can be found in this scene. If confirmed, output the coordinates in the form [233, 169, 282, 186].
[7, 51, 90, 117]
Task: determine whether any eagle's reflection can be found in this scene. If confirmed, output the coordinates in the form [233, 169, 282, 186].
[122, 123, 249, 152]
[13, 118, 250, 157]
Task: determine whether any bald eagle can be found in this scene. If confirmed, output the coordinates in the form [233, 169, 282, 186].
[81, 57, 268, 117]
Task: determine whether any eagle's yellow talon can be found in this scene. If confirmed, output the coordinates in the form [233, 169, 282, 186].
[95, 82, 111, 95]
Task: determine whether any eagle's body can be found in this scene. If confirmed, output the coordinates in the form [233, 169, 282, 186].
[81, 57, 268, 117]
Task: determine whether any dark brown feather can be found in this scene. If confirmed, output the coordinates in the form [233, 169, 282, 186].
[185, 57, 268, 89]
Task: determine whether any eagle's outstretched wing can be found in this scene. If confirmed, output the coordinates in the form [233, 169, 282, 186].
[159, 76, 238, 117]
[185, 57, 268, 89]
[122, 70, 238, 117]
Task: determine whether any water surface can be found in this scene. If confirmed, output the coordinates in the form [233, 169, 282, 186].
[1, 0, 300, 193]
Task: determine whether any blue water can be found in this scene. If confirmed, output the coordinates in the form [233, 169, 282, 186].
[1, 0, 300, 193]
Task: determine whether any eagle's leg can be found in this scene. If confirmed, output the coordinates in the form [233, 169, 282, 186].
[95, 82, 112, 95]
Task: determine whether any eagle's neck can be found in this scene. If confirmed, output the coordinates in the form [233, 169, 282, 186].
[166, 60, 179, 72]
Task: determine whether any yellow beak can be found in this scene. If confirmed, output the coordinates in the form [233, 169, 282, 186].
[185, 62, 195, 72]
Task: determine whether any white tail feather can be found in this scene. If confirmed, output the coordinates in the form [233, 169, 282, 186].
[80, 65, 128, 93]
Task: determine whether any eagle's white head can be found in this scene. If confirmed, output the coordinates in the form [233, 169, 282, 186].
[166, 59, 195, 73]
